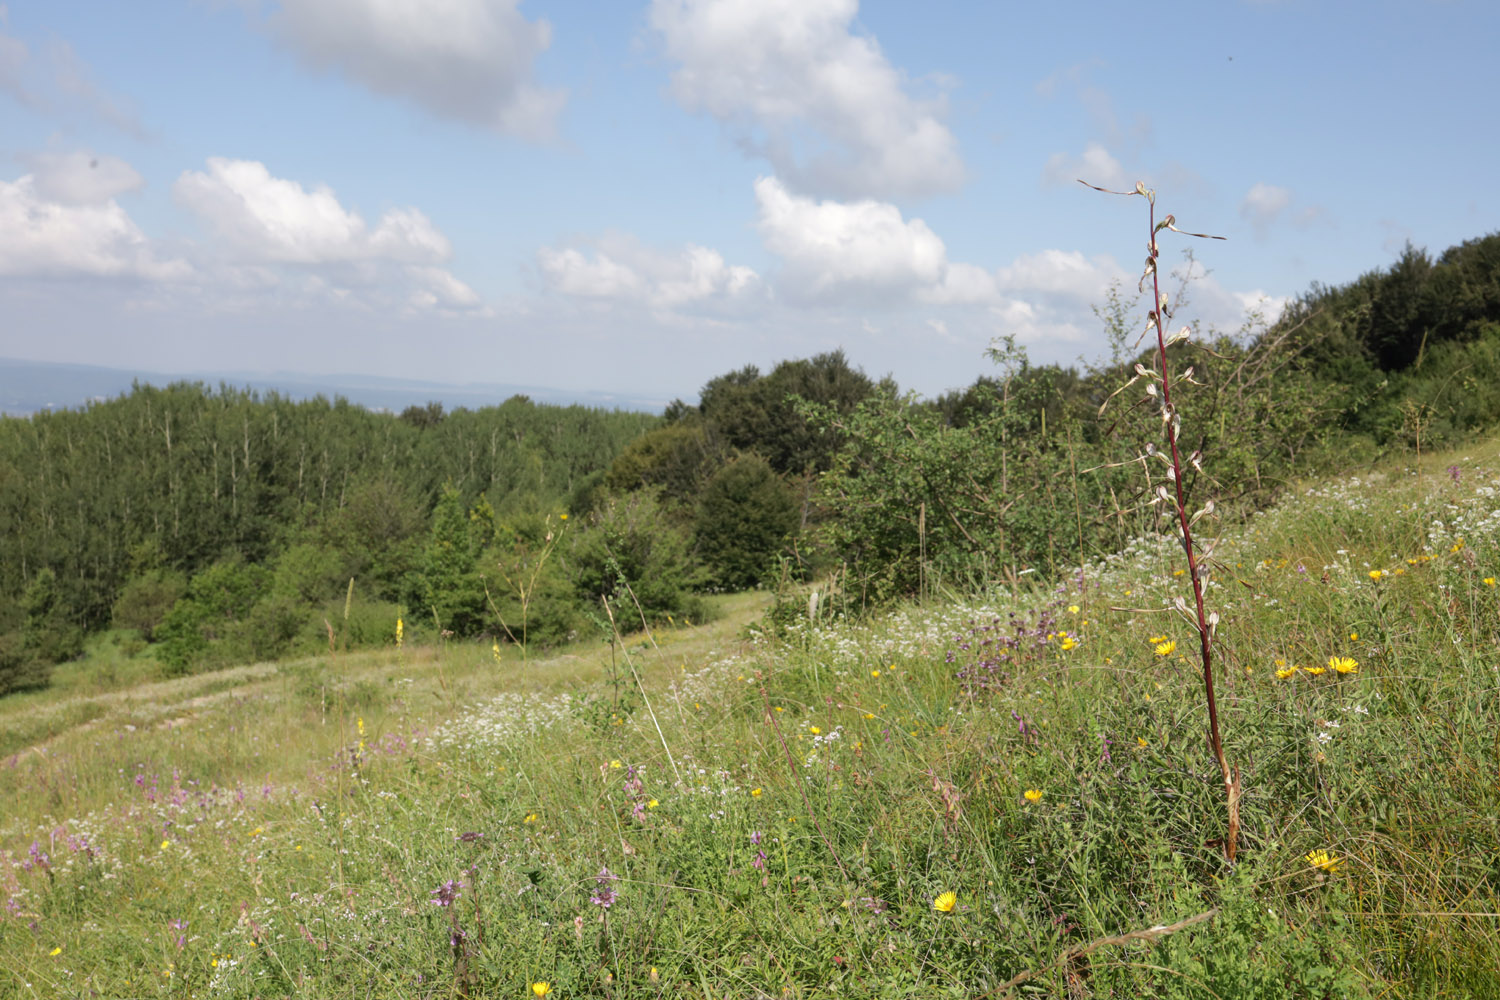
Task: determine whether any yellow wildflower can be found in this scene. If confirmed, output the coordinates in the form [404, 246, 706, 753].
[50, 947, 61, 956]
[532, 983, 552, 996]
[524, 813, 539, 824]
[1024, 788, 1043, 803]
[1305, 849, 1342, 873]
[809, 726, 821, 735]
[1304, 666, 1326, 676]
[647, 799, 658, 809]
[1330, 656, 1358, 674]
[1067, 605, 1080, 615]
[1137, 736, 1148, 748]
[1154, 640, 1177, 657]
[1275, 666, 1298, 680]
[751, 788, 763, 798]
[395, 617, 404, 648]
[932, 891, 957, 913]
[1484, 577, 1496, 587]
[1059, 636, 1078, 651]
[1368, 569, 1384, 582]
[1148, 634, 1167, 645]
[609, 760, 622, 769]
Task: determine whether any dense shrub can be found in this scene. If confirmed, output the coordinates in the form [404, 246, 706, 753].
[695, 454, 799, 591]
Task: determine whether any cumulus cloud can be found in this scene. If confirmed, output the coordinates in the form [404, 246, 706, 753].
[175, 158, 451, 265]
[754, 175, 956, 301]
[174, 158, 481, 313]
[20, 151, 144, 205]
[1240, 182, 1291, 238]
[0, 172, 189, 280]
[269, 0, 564, 139]
[538, 232, 761, 311]
[650, 0, 963, 199]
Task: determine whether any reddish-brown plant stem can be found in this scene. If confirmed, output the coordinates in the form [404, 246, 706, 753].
[1145, 196, 1239, 861]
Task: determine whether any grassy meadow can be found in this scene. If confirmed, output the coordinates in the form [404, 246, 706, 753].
[4, 439, 1500, 999]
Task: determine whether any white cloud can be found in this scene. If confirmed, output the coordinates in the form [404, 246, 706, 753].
[1043, 142, 1128, 190]
[174, 158, 450, 265]
[650, 0, 963, 199]
[20, 151, 144, 205]
[755, 175, 952, 300]
[538, 232, 761, 311]
[173, 158, 482, 314]
[1240, 182, 1291, 237]
[995, 249, 1122, 301]
[0, 172, 188, 280]
[269, 0, 564, 139]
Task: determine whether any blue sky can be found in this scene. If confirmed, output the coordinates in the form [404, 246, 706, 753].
[1, 0, 1495, 401]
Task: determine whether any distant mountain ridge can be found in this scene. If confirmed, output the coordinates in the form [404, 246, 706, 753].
[0, 358, 667, 416]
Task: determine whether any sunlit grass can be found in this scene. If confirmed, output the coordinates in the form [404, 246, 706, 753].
[4, 445, 1500, 997]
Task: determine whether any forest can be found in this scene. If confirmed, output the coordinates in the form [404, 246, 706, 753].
[3, 229, 1499, 694]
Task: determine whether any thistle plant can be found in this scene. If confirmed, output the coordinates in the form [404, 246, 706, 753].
[1087, 179, 1241, 861]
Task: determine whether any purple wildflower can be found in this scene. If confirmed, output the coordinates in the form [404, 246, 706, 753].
[430, 880, 465, 907]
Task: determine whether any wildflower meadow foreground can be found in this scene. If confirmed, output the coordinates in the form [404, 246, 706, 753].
[3, 443, 1500, 998]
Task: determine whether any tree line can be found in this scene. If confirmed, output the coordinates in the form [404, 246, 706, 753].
[3, 228, 1499, 693]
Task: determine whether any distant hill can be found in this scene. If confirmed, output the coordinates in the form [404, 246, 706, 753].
[0, 358, 668, 416]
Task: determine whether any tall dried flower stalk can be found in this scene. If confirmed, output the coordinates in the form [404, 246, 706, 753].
[1086, 179, 1241, 862]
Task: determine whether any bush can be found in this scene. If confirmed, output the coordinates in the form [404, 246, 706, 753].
[695, 454, 799, 591]
[111, 569, 186, 641]
[568, 490, 707, 628]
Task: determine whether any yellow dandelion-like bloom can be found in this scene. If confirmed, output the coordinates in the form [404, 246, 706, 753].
[1275, 666, 1298, 680]
[647, 799, 658, 809]
[50, 947, 61, 956]
[1173, 569, 1185, 577]
[1059, 636, 1078, 651]
[751, 787, 763, 798]
[160, 840, 170, 850]
[1148, 634, 1167, 645]
[1154, 640, 1177, 657]
[523, 812, 539, 824]
[1304, 666, 1326, 676]
[932, 891, 957, 913]
[1330, 656, 1359, 674]
[1407, 558, 1418, 565]
[559, 513, 568, 521]
[1451, 540, 1465, 553]
[1484, 577, 1496, 587]
[1024, 788, 1043, 802]
[609, 759, 622, 769]
[1368, 569, 1384, 582]
[532, 982, 552, 996]
[1348, 632, 1359, 641]
[1067, 605, 1080, 615]
[1137, 736, 1148, 748]
[1305, 849, 1342, 873]
[870, 668, 880, 677]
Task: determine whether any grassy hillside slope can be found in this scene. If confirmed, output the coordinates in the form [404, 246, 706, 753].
[3, 438, 1499, 998]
